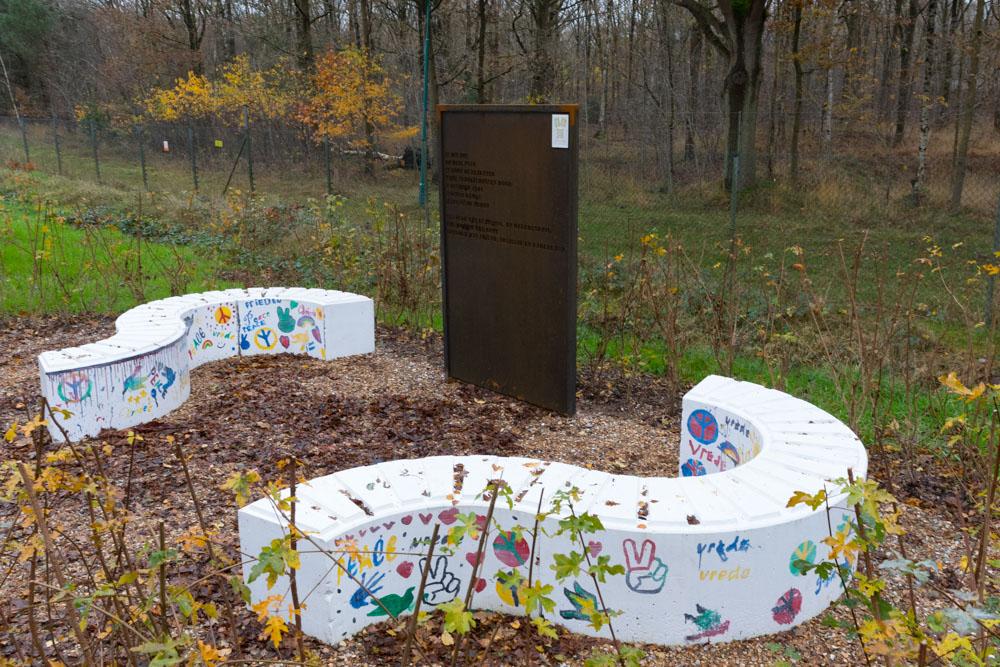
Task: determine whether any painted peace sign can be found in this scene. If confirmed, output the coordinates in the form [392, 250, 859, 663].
[420, 555, 460, 605]
[687, 409, 719, 445]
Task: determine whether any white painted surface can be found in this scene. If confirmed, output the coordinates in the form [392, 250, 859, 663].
[238, 376, 867, 646]
[38, 288, 375, 441]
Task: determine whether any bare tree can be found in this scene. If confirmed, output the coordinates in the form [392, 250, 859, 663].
[675, 0, 770, 189]
[949, 0, 986, 209]
[915, 0, 939, 194]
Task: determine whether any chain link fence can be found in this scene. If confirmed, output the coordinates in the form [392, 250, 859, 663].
[2, 110, 998, 325]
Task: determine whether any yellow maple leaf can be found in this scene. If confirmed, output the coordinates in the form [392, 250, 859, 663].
[197, 640, 224, 667]
[262, 614, 288, 649]
[933, 632, 973, 658]
[251, 594, 282, 622]
[823, 529, 859, 568]
[939, 372, 986, 402]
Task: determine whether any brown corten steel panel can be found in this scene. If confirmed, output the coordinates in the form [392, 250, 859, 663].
[438, 104, 578, 415]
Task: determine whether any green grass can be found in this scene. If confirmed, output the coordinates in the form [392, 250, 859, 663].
[0, 198, 232, 315]
[577, 327, 959, 447]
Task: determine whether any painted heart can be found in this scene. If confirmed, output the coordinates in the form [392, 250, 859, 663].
[401, 515, 413, 525]
[358, 528, 367, 537]
[439, 508, 459, 525]
[370, 525, 381, 534]
[419, 513, 433, 525]
[475, 514, 487, 530]
[312, 327, 322, 343]
[396, 561, 414, 578]
[588, 540, 603, 557]
[279, 335, 290, 349]
[474, 577, 487, 593]
[465, 552, 481, 567]
[383, 521, 395, 530]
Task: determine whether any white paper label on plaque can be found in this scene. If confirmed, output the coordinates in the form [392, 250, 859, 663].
[551, 114, 569, 149]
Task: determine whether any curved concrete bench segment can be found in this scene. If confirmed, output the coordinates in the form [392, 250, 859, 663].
[238, 375, 868, 646]
[38, 288, 374, 441]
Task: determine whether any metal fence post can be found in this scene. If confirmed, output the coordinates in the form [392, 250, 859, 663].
[137, 124, 149, 191]
[51, 115, 62, 175]
[17, 116, 30, 163]
[728, 111, 742, 243]
[89, 118, 101, 183]
[244, 106, 254, 193]
[324, 135, 332, 196]
[187, 120, 198, 191]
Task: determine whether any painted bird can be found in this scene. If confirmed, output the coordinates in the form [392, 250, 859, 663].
[684, 604, 722, 632]
[559, 582, 600, 621]
[718, 441, 740, 466]
[122, 365, 145, 395]
[366, 586, 415, 617]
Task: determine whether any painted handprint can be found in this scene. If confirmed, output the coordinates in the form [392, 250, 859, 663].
[420, 555, 460, 605]
[623, 538, 669, 594]
[349, 571, 386, 609]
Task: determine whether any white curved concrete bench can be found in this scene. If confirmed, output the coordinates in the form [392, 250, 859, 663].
[238, 375, 867, 646]
[38, 288, 374, 441]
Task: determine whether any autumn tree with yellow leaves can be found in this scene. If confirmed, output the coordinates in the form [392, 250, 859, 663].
[297, 48, 410, 155]
[142, 55, 299, 125]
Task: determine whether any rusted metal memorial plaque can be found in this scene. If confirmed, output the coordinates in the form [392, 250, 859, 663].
[438, 105, 578, 414]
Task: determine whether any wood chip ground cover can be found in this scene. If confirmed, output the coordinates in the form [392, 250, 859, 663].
[0, 316, 987, 665]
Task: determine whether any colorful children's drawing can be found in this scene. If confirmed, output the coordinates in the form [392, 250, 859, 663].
[366, 586, 414, 617]
[559, 582, 601, 621]
[684, 604, 730, 641]
[687, 409, 718, 444]
[681, 458, 706, 477]
[789, 540, 817, 576]
[57, 371, 92, 404]
[772, 588, 802, 624]
[623, 539, 668, 594]
[493, 530, 530, 568]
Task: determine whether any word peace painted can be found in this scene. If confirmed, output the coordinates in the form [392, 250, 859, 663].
[335, 535, 398, 584]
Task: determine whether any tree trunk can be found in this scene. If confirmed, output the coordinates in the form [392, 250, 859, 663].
[789, 0, 804, 181]
[221, 0, 236, 60]
[676, 0, 768, 190]
[915, 0, 939, 194]
[724, 1, 766, 189]
[529, 0, 560, 101]
[475, 0, 488, 101]
[821, 7, 835, 158]
[659, 0, 676, 190]
[948, 0, 984, 210]
[765, 0, 783, 180]
[684, 28, 700, 161]
[178, 0, 204, 73]
[939, 0, 961, 115]
[416, 0, 441, 182]
[876, 0, 903, 122]
[293, 0, 314, 70]
[892, 0, 918, 146]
